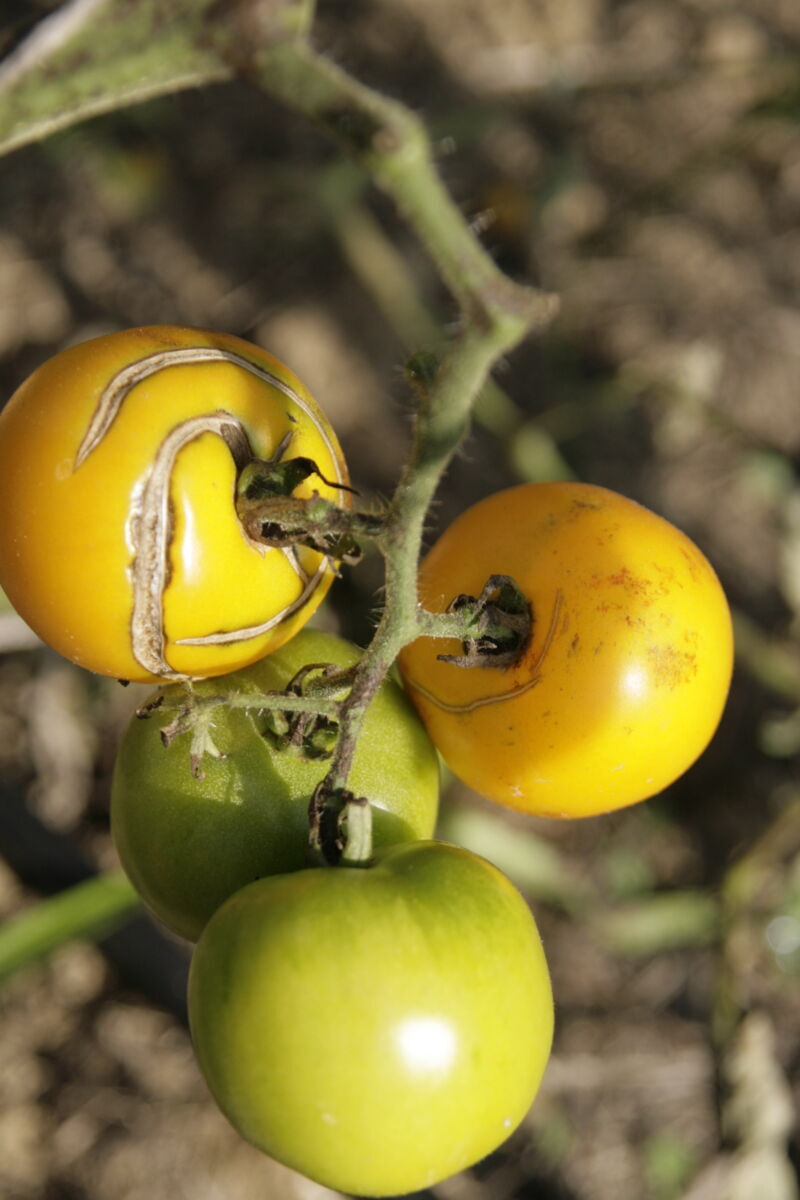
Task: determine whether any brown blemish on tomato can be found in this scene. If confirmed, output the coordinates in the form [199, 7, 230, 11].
[680, 545, 701, 582]
[652, 561, 680, 589]
[647, 643, 698, 689]
[606, 567, 653, 596]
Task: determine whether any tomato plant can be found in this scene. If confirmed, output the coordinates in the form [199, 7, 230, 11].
[188, 839, 553, 1196]
[399, 482, 733, 818]
[0, 325, 349, 682]
[111, 629, 440, 941]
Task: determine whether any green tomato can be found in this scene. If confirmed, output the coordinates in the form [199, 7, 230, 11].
[188, 840, 554, 1196]
[111, 630, 439, 941]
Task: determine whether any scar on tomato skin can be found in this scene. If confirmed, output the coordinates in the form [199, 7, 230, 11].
[406, 589, 565, 715]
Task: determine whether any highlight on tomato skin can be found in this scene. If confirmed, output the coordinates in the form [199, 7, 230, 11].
[188, 840, 554, 1197]
[0, 325, 350, 683]
[398, 481, 734, 819]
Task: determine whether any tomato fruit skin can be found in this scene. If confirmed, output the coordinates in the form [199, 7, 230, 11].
[399, 482, 733, 818]
[0, 326, 349, 682]
[188, 840, 553, 1196]
[111, 629, 440, 941]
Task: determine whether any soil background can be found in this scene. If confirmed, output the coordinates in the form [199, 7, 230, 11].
[0, 2, 798, 1199]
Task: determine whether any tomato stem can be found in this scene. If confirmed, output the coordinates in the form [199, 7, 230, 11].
[236, 491, 386, 564]
[340, 797, 373, 867]
[204, 16, 557, 801]
[308, 785, 373, 866]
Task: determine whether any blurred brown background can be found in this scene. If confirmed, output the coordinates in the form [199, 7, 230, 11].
[0, 1, 799, 1198]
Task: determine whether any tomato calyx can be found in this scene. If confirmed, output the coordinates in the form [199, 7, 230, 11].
[241, 493, 366, 566]
[433, 574, 531, 670]
[134, 661, 350, 780]
[137, 686, 227, 780]
[235, 438, 379, 567]
[308, 783, 373, 866]
[260, 660, 348, 759]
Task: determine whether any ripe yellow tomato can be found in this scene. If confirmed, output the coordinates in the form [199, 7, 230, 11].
[0, 326, 349, 681]
[399, 482, 733, 818]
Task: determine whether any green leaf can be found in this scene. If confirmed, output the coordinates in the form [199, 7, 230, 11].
[594, 889, 719, 957]
[439, 806, 594, 913]
[0, 0, 232, 158]
[0, 871, 140, 983]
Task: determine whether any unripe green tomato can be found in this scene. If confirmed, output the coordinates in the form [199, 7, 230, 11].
[111, 630, 439, 941]
[188, 840, 554, 1196]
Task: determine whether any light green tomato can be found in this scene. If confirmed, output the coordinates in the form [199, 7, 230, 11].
[188, 840, 554, 1197]
[111, 630, 439, 941]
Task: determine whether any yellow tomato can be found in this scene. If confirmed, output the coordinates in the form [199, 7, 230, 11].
[399, 482, 733, 818]
[0, 326, 349, 681]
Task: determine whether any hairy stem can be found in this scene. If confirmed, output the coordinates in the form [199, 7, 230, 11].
[214, 21, 559, 792]
[325, 327, 535, 788]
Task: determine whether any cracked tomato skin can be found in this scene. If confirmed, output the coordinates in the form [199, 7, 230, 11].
[188, 840, 553, 1196]
[0, 326, 349, 682]
[111, 630, 440, 941]
[398, 482, 733, 818]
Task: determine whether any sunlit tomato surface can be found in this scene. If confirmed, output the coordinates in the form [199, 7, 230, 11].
[0, 326, 349, 682]
[188, 840, 553, 1196]
[111, 630, 440, 941]
[399, 482, 733, 818]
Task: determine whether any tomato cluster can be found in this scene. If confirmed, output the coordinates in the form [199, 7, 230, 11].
[0, 328, 734, 1197]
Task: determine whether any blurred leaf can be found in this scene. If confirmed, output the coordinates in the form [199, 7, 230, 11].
[748, 84, 800, 121]
[642, 1132, 698, 1200]
[759, 708, 800, 758]
[602, 845, 657, 900]
[529, 1106, 574, 1169]
[732, 610, 800, 702]
[439, 805, 593, 913]
[0, 0, 231, 157]
[594, 889, 719, 956]
[0, 871, 139, 983]
[509, 419, 575, 482]
[737, 449, 795, 506]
